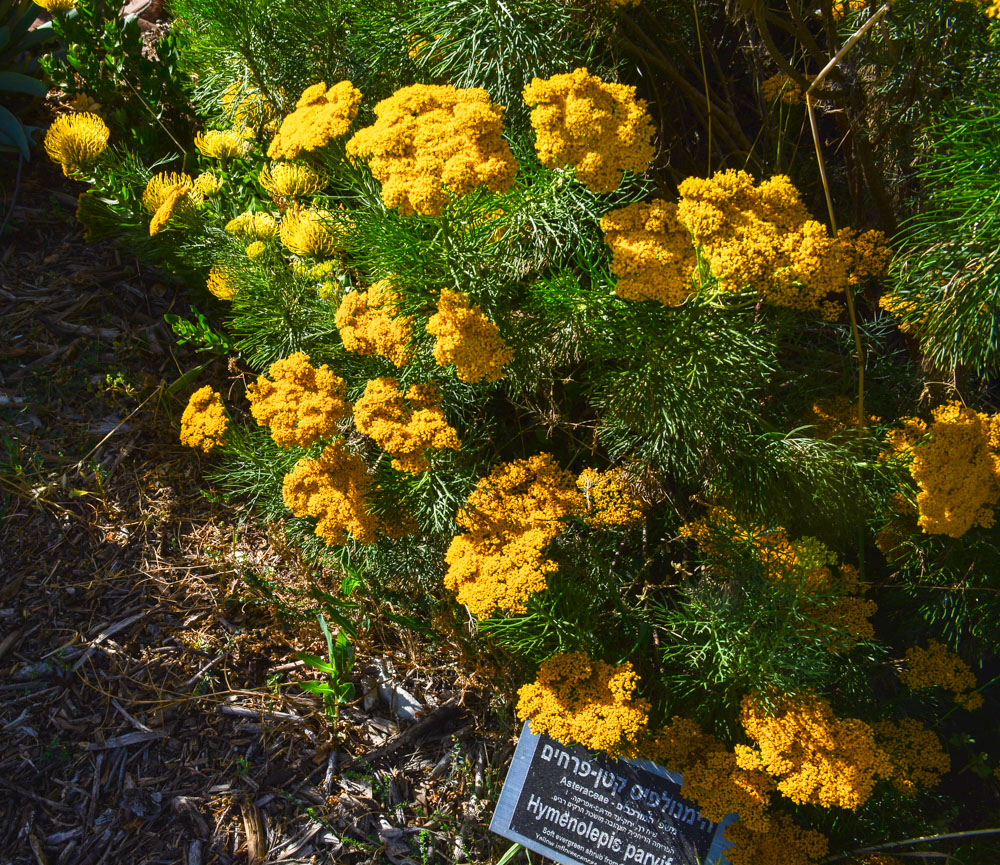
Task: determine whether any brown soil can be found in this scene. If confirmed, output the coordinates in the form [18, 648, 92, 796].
[0, 156, 521, 865]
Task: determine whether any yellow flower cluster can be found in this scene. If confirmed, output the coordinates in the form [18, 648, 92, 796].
[761, 73, 805, 105]
[576, 468, 646, 528]
[740, 693, 890, 810]
[179, 386, 228, 452]
[246, 352, 351, 448]
[680, 506, 800, 579]
[259, 161, 326, 200]
[194, 172, 224, 197]
[346, 84, 518, 216]
[352, 377, 460, 472]
[809, 565, 877, 651]
[872, 719, 950, 794]
[443, 453, 579, 617]
[44, 113, 109, 176]
[282, 439, 383, 545]
[879, 292, 921, 333]
[900, 640, 982, 709]
[642, 716, 775, 831]
[334, 279, 414, 367]
[280, 207, 347, 258]
[839, 227, 893, 285]
[425, 289, 513, 382]
[225, 211, 279, 239]
[246, 240, 266, 260]
[890, 402, 1000, 537]
[600, 200, 697, 305]
[522, 68, 655, 194]
[267, 81, 362, 160]
[516, 652, 650, 757]
[831, 0, 867, 19]
[676, 170, 852, 317]
[207, 265, 235, 300]
[34, 0, 77, 11]
[723, 813, 828, 865]
[149, 185, 191, 237]
[143, 172, 203, 212]
[194, 129, 250, 159]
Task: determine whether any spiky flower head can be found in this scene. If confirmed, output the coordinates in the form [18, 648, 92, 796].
[194, 129, 251, 159]
[143, 172, 203, 213]
[280, 207, 348, 258]
[225, 211, 279, 239]
[220, 83, 280, 132]
[207, 265, 236, 300]
[193, 172, 224, 197]
[34, 0, 76, 12]
[246, 240, 266, 260]
[149, 185, 191, 237]
[259, 161, 326, 199]
[43, 113, 109, 176]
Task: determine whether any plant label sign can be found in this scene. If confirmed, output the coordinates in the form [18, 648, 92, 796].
[490, 724, 732, 865]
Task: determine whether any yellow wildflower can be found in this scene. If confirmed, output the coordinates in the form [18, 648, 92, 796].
[889, 402, 1000, 538]
[761, 72, 805, 105]
[149, 185, 190, 237]
[641, 716, 775, 831]
[69, 93, 101, 115]
[282, 439, 382, 545]
[872, 719, 950, 794]
[267, 80, 362, 160]
[259, 161, 326, 199]
[517, 652, 650, 757]
[600, 200, 697, 305]
[740, 693, 890, 810]
[426, 289, 513, 382]
[900, 640, 982, 709]
[225, 211, 280, 240]
[280, 207, 348, 258]
[346, 83, 518, 216]
[353, 377, 460, 472]
[676, 170, 856, 317]
[33, 0, 76, 12]
[43, 113, 109, 176]
[523, 67, 655, 194]
[246, 351, 351, 448]
[443, 454, 580, 617]
[335, 279, 414, 367]
[193, 172, 224, 197]
[723, 813, 828, 865]
[220, 83, 280, 132]
[143, 172, 202, 213]
[206, 265, 235, 300]
[576, 468, 646, 528]
[246, 240, 266, 259]
[179, 386, 228, 452]
[194, 129, 250, 159]
[680, 505, 800, 579]
[831, 0, 867, 18]
[807, 396, 879, 438]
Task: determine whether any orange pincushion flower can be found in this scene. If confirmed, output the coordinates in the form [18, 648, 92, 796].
[267, 81, 362, 160]
[352, 377, 460, 473]
[246, 352, 351, 448]
[523, 67, 655, 194]
[516, 652, 650, 757]
[346, 83, 518, 216]
[443, 454, 579, 617]
[426, 289, 513, 382]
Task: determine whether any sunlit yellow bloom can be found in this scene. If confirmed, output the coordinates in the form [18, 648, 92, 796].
[267, 81, 362, 160]
[179, 386, 228, 452]
[246, 240, 266, 259]
[225, 211, 279, 239]
[193, 172, 224, 196]
[143, 172, 202, 213]
[149, 185, 190, 236]
[280, 207, 348, 258]
[34, 0, 76, 11]
[259, 161, 326, 199]
[44, 113, 109, 176]
[425, 289, 513, 382]
[335, 278, 413, 367]
[207, 265, 235, 300]
[194, 129, 250, 159]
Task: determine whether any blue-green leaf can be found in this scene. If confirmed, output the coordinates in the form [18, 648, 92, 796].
[0, 105, 30, 161]
[0, 71, 46, 98]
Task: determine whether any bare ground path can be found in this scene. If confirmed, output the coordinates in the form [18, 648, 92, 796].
[0, 158, 516, 865]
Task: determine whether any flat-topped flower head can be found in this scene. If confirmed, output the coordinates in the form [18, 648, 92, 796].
[335, 278, 413, 368]
[353, 378, 460, 473]
[346, 83, 518, 216]
[523, 68, 655, 194]
[195, 129, 251, 159]
[516, 652, 650, 757]
[426, 289, 513, 382]
[246, 351, 351, 448]
[44, 113, 109, 176]
[267, 81, 362, 160]
[901, 639, 982, 709]
[179, 386, 228, 452]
